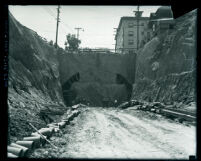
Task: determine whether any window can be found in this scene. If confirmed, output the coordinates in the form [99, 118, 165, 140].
[128, 40, 134, 45]
[141, 31, 144, 35]
[141, 23, 144, 26]
[128, 31, 134, 36]
[128, 22, 134, 28]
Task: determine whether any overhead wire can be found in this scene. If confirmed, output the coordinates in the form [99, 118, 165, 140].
[41, 6, 115, 51]
[41, 6, 74, 34]
[46, 6, 74, 33]
[42, 6, 56, 20]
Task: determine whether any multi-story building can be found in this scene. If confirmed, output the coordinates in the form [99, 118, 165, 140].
[115, 6, 175, 54]
[115, 11, 149, 54]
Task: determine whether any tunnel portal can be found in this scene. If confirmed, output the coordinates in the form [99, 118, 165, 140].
[62, 72, 80, 106]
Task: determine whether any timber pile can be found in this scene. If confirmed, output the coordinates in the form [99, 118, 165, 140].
[118, 99, 196, 124]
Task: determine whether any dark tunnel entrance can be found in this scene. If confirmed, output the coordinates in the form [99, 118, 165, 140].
[116, 74, 133, 101]
[62, 72, 80, 106]
[62, 72, 132, 107]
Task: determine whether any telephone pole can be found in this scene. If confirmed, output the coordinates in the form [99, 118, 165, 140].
[133, 5, 143, 84]
[133, 5, 142, 51]
[74, 27, 84, 40]
[137, 5, 139, 50]
[55, 5, 61, 48]
[113, 28, 118, 53]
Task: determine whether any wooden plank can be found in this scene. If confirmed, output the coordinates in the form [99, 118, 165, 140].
[161, 109, 196, 121]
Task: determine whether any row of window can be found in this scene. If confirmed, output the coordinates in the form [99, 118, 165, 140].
[128, 22, 144, 28]
[128, 31, 144, 36]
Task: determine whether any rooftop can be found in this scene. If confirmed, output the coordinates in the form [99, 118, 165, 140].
[154, 6, 174, 20]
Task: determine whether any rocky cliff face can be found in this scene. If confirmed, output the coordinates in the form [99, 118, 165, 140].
[8, 13, 65, 141]
[132, 9, 197, 110]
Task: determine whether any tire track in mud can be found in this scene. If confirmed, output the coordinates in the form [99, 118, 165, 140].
[102, 110, 171, 158]
[103, 109, 195, 159]
[89, 108, 169, 158]
[31, 107, 195, 159]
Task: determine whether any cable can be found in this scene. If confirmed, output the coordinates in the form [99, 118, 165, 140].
[61, 22, 74, 33]
[41, 6, 57, 22]
[46, 6, 57, 17]
[45, 6, 74, 33]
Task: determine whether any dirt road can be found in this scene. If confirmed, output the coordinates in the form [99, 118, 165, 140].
[32, 107, 196, 159]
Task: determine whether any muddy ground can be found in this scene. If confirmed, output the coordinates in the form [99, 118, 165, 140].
[30, 107, 196, 159]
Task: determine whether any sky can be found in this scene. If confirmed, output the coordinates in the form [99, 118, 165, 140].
[9, 5, 161, 49]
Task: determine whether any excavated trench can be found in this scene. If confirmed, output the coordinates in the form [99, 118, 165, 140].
[7, 9, 197, 159]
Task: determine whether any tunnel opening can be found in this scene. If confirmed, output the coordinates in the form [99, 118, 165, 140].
[116, 74, 133, 101]
[61, 73, 132, 107]
[62, 72, 80, 106]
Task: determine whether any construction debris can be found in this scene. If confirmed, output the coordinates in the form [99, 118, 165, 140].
[7, 105, 82, 158]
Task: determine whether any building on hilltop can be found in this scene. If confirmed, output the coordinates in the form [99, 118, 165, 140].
[115, 14, 149, 54]
[115, 6, 175, 54]
[148, 6, 175, 36]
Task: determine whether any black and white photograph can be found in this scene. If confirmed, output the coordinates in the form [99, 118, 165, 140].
[6, 5, 197, 159]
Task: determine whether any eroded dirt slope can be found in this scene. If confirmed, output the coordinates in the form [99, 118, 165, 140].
[8, 12, 66, 142]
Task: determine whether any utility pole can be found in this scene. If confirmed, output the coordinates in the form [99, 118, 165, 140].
[133, 5, 143, 84]
[55, 5, 61, 48]
[133, 5, 142, 51]
[74, 27, 84, 40]
[137, 5, 139, 50]
[113, 28, 118, 53]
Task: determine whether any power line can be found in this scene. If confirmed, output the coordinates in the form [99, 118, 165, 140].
[41, 6, 74, 34]
[46, 6, 57, 17]
[61, 22, 74, 33]
[46, 6, 74, 33]
[42, 6, 56, 19]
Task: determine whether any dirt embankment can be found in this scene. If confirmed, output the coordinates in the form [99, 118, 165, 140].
[132, 9, 197, 108]
[8, 12, 66, 142]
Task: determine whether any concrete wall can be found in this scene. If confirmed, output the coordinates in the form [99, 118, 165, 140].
[57, 51, 136, 106]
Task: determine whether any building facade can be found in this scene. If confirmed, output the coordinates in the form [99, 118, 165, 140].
[115, 6, 175, 54]
[115, 16, 149, 54]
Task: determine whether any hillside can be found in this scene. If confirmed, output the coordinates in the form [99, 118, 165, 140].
[132, 9, 197, 111]
[8, 12, 65, 142]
